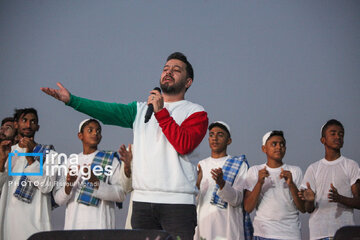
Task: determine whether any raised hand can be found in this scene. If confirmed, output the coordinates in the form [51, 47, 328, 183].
[211, 168, 225, 189]
[196, 164, 203, 189]
[298, 182, 315, 202]
[328, 183, 341, 202]
[280, 168, 293, 186]
[119, 144, 132, 178]
[18, 137, 37, 165]
[41, 82, 70, 104]
[18, 137, 36, 153]
[258, 166, 269, 185]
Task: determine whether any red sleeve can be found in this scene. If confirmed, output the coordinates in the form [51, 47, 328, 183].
[155, 108, 208, 155]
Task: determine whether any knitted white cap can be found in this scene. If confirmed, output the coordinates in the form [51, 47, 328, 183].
[78, 119, 91, 133]
[262, 131, 273, 146]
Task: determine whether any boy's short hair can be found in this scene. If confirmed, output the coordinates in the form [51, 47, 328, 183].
[208, 121, 231, 138]
[13, 108, 38, 123]
[321, 119, 344, 137]
[79, 119, 101, 133]
[262, 130, 286, 146]
[1, 117, 14, 126]
[167, 52, 194, 81]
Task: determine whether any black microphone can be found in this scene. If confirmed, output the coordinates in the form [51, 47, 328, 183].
[144, 87, 161, 123]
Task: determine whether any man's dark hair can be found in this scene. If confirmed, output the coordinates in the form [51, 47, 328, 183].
[80, 119, 101, 133]
[268, 130, 286, 145]
[1, 117, 14, 126]
[321, 119, 344, 137]
[13, 108, 39, 123]
[167, 52, 194, 81]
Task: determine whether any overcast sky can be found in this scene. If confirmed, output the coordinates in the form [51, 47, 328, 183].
[1, 1, 359, 239]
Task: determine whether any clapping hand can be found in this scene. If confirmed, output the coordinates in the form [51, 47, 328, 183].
[211, 168, 225, 189]
[119, 144, 132, 178]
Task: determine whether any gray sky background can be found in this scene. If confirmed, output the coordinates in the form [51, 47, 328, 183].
[1, 1, 359, 239]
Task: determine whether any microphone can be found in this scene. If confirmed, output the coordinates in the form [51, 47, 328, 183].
[144, 87, 161, 123]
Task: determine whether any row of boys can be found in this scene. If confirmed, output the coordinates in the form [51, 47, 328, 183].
[2, 112, 357, 240]
[0, 110, 133, 240]
[195, 120, 360, 240]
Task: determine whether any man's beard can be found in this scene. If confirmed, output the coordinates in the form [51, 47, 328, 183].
[160, 78, 187, 95]
[0, 133, 6, 141]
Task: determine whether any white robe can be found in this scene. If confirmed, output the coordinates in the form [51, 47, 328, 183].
[244, 163, 303, 240]
[194, 155, 248, 240]
[54, 151, 132, 229]
[0, 144, 58, 240]
[301, 156, 360, 240]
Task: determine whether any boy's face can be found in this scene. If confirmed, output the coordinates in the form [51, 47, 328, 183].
[78, 121, 102, 147]
[208, 126, 231, 154]
[15, 113, 39, 138]
[321, 125, 344, 150]
[262, 135, 286, 162]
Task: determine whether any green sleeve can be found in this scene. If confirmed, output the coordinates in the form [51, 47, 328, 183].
[66, 94, 137, 129]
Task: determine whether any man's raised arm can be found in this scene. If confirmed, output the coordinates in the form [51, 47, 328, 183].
[41, 82, 136, 128]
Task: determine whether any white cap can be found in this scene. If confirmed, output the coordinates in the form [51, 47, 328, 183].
[262, 131, 273, 146]
[215, 121, 230, 133]
[262, 130, 285, 145]
[320, 123, 326, 137]
[209, 121, 231, 137]
[78, 119, 91, 133]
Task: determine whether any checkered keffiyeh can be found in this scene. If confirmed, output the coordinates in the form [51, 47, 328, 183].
[13, 144, 55, 203]
[210, 155, 247, 209]
[77, 151, 119, 206]
[243, 208, 254, 240]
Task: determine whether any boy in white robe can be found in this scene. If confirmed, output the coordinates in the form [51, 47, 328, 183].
[194, 121, 251, 240]
[54, 119, 132, 229]
[0, 108, 59, 240]
[299, 119, 360, 240]
[244, 130, 304, 240]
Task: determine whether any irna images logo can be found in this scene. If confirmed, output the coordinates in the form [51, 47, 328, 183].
[7, 151, 114, 180]
[8, 150, 43, 176]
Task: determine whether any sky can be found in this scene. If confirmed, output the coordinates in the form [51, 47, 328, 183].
[1, 1, 359, 239]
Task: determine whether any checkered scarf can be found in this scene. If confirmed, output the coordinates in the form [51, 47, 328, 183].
[77, 151, 119, 206]
[210, 155, 247, 208]
[13, 144, 55, 204]
[210, 155, 253, 239]
[243, 207, 254, 240]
